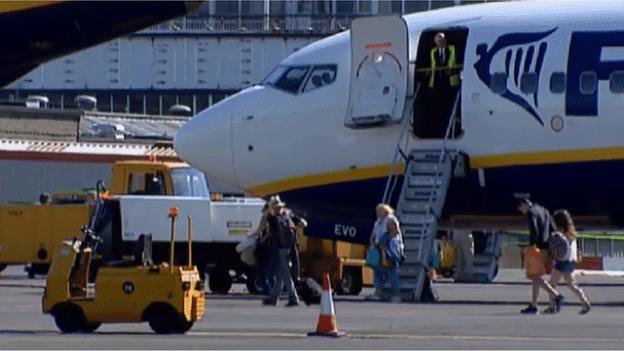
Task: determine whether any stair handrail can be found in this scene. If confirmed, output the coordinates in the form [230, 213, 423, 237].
[381, 84, 421, 205]
[418, 91, 460, 262]
[381, 119, 410, 204]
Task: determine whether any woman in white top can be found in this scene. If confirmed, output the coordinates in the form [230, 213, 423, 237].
[546, 209, 591, 314]
[366, 203, 403, 302]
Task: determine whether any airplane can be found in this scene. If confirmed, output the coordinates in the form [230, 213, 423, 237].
[174, 0, 624, 246]
[0, 1, 199, 87]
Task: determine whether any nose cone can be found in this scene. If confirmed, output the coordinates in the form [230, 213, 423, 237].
[174, 104, 235, 184]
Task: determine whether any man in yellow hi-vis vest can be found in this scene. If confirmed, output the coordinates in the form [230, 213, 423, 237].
[424, 32, 460, 138]
[429, 32, 459, 90]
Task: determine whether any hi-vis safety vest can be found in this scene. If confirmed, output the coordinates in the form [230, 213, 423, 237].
[429, 45, 459, 88]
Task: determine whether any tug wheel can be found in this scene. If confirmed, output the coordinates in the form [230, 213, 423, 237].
[53, 303, 86, 333]
[81, 322, 101, 333]
[146, 303, 189, 334]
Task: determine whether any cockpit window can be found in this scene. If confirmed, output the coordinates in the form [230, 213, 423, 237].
[261, 66, 288, 86]
[273, 66, 310, 94]
[302, 65, 337, 93]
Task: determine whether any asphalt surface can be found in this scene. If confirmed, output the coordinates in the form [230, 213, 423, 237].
[1, 266, 623, 349]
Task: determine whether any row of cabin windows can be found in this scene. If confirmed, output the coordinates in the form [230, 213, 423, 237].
[489, 71, 624, 95]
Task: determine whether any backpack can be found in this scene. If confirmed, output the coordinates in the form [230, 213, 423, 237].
[548, 231, 570, 261]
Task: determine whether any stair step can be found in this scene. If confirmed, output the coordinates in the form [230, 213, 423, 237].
[401, 214, 436, 225]
[409, 152, 440, 161]
[399, 201, 430, 213]
[409, 162, 445, 174]
[403, 188, 439, 200]
[407, 176, 444, 188]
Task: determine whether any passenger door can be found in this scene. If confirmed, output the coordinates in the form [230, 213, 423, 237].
[345, 16, 409, 128]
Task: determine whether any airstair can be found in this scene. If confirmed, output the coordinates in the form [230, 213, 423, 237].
[381, 92, 459, 302]
[460, 231, 502, 284]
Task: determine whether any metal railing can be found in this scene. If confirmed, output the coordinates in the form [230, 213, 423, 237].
[141, 15, 367, 35]
[381, 83, 421, 205]
[415, 91, 460, 262]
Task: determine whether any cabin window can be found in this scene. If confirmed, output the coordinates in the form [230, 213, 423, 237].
[490, 72, 507, 94]
[302, 65, 337, 93]
[609, 71, 624, 93]
[128, 172, 165, 195]
[549, 72, 566, 94]
[271, 66, 310, 94]
[580, 71, 597, 95]
[520, 72, 538, 94]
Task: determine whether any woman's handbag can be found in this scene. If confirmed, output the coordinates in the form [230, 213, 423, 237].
[366, 245, 380, 268]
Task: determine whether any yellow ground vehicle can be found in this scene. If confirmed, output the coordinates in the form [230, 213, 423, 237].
[0, 159, 208, 276]
[43, 207, 204, 334]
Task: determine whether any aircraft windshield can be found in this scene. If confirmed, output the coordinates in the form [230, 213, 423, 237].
[261, 66, 288, 86]
[171, 168, 210, 198]
[261, 65, 311, 94]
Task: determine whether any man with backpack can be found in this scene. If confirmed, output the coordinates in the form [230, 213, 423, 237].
[262, 195, 300, 307]
[517, 198, 563, 314]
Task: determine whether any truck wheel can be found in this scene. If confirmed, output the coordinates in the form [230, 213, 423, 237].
[337, 268, 363, 296]
[197, 263, 207, 282]
[244, 270, 264, 295]
[208, 267, 232, 294]
[53, 304, 86, 333]
[81, 322, 101, 333]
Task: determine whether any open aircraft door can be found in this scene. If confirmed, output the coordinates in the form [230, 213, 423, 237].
[346, 16, 409, 128]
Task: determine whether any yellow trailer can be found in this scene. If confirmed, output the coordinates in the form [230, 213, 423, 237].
[0, 204, 91, 275]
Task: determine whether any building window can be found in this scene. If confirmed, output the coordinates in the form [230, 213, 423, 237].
[336, 0, 355, 15]
[431, 1, 456, 10]
[358, 0, 372, 14]
[270, 0, 286, 16]
[520, 72, 538, 94]
[295, 0, 312, 14]
[549, 72, 566, 94]
[241, 0, 264, 15]
[490, 72, 507, 94]
[214, 0, 239, 15]
[609, 71, 624, 93]
[146, 93, 160, 115]
[315, 0, 331, 14]
[404, 0, 430, 13]
[580, 71, 597, 95]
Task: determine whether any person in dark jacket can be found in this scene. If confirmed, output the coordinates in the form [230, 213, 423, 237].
[517, 198, 562, 314]
[263, 195, 300, 307]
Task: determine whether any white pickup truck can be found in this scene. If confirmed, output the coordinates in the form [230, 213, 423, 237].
[92, 195, 265, 294]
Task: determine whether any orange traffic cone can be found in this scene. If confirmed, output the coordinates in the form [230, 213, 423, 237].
[307, 273, 346, 337]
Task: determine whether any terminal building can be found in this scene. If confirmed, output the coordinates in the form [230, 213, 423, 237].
[0, 0, 495, 115]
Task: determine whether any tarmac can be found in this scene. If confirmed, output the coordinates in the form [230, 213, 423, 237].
[1, 266, 623, 349]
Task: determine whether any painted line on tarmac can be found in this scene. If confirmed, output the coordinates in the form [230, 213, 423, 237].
[188, 331, 624, 343]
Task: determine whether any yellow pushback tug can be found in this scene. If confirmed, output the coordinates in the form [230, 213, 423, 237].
[42, 204, 204, 334]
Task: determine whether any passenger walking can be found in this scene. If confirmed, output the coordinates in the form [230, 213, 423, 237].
[366, 204, 403, 303]
[263, 195, 300, 307]
[517, 198, 562, 314]
[544, 210, 591, 314]
[254, 204, 274, 293]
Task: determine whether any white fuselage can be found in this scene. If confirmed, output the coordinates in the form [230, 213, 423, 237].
[175, 1, 624, 243]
